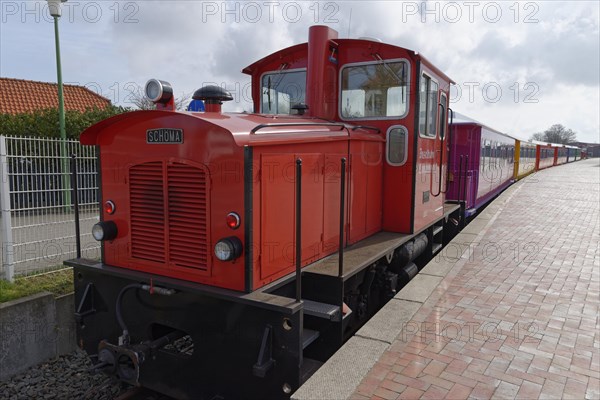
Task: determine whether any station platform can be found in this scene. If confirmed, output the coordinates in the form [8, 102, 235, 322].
[293, 158, 600, 400]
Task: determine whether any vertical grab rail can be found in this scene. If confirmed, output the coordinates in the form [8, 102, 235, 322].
[70, 154, 81, 258]
[338, 158, 346, 278]
[431, 102, 447, 197]
[295, 158, 302, 303]
[463, 155, 469, 203]
[442, 107, 454, 195]
[457, 155, 464, 202]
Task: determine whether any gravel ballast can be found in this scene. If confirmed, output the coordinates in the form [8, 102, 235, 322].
[0, 350, 122, 400]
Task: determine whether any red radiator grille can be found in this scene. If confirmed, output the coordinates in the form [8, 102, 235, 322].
[130, 162, 166, 262]
[128, 161, 210, 273]
[167, 163, 209, 270]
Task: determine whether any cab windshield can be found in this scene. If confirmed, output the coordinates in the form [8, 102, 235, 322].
[341, 60, 409, 119]
[261, 70, 306, 115]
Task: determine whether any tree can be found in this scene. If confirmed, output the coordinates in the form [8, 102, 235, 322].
[126, 84, 192, 111]
[530, 132, 545, 141]
[530, 124, 577, 144]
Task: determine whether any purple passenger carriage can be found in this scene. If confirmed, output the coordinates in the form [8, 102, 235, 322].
[447, 115, 516, 216]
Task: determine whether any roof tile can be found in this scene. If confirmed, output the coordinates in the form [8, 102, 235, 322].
[0, 77, 111, 115]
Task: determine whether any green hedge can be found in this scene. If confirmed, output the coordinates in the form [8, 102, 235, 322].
[0, 106, 129, 139]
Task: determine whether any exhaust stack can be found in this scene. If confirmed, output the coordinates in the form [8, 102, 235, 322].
[306, 25, 339, 120]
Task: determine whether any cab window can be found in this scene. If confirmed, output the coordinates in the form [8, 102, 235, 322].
[261, 70, 306, 115]
[387, 126, 408, 166]
[418, 74, 439, 137]
[340, 60, 409, 119]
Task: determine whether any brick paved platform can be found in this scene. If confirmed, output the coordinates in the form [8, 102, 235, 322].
[294, 159, 599, 400]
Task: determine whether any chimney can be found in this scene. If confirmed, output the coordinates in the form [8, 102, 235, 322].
[305, 25, 339, 120]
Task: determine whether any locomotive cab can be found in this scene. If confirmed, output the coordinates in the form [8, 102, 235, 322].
[244, 26, 454, 236]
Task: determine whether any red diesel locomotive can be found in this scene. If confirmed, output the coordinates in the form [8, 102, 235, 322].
[70, 25, 468, 399]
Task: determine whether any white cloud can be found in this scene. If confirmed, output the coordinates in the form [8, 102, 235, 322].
[0, 0, 598, 142]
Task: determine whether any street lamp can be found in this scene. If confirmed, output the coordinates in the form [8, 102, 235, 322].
[47, 0, 70, 207]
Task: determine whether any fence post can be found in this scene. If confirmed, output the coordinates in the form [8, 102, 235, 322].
[0, 135, 15, 282]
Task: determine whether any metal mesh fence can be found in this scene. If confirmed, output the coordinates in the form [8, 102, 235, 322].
[0, 135, 100, 280]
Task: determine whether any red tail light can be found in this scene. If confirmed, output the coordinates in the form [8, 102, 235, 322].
[226, 212, 240, 229]
[104, 200, 116, 215]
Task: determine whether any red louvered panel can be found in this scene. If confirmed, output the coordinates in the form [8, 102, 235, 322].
[129, 162, 166, 262]
[129, 161, 209, 274]
[167, 163, 209, 272]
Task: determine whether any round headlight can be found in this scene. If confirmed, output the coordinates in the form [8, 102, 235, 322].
[145, 79, 173, 103]
[214, 237, 243, 261]
[92, 221, 118, 241]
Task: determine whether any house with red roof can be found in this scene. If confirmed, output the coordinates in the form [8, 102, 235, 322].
[0, 77, 111, 115]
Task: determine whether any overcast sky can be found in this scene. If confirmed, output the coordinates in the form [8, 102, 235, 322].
[1, 1, 598, 142]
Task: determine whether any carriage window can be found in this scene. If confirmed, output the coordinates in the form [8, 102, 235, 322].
[418, 74, 439, 137]
[261, 70, 306, 115]
[341, 61, 409, 119]
[481, 141, 485, 168]
[387, 126, 408, 166]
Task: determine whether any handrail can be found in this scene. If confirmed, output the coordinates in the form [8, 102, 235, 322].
[250, 122, 346, 134]
[351, 125, 381, 134]
[458, 155, 464, 202]
[338, 158, 346, 278]
[440, 107, 453, 195]
[431, 102, 447, 197]
[70, 154, 81, 258]
[462, 155, 469, 202]
[295, 158, 302, 303]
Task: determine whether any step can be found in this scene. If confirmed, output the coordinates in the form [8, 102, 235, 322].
[432, 243, 443, 254]
[433, 225, 443, 236]
[300, 357, 324, 384]
[302, 329, 320, 349]
[302, 299, 342, 322]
